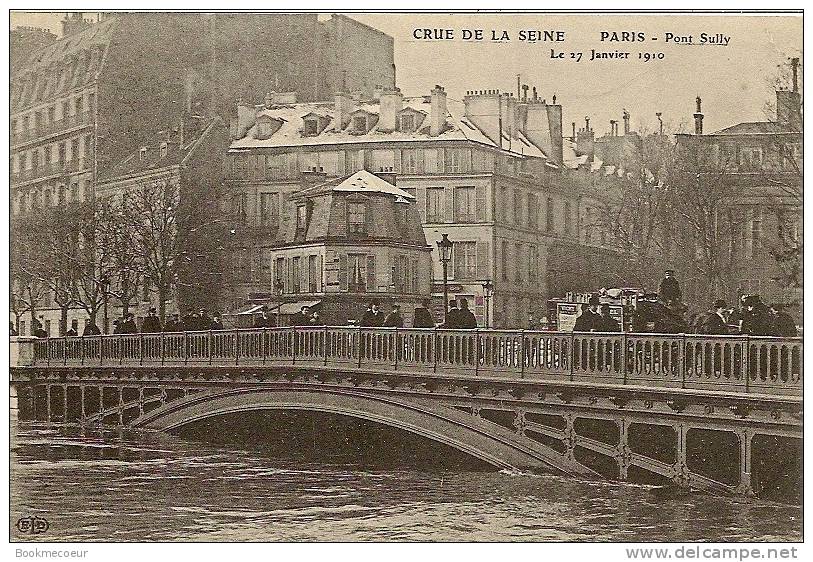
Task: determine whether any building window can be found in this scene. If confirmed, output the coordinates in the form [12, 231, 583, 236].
[445, 148, 466, 173]
[259, 192, 280, 227]
[584, 207, 593, 244]
[744, 207, 763, 258]
[308, 255, 319, 292]
[159, 142, 168, 159]
[529, 245, 538, 281]
[453, 241, 477, 281]
[296, 204, 308, 233]
[58, 184, 66, 205]
[275, 257, 286, 292]
[370, 149, 395, 172]
[454, 186, 476, 222]
[71, 138, 79, 162]
[515, 243, 523, 282]
[289, 257, 300, 293]
[348, 201, 366, 234]
[564, 201, 572, 234]
[546, 197, 554, 232]
[303, 119, 318, 136]
[348, 254, 367, 292]
[75, 97, 83, 115]
[501, 240, 509, 281]
[399, 113, 416, 132]
[233, 193, 247, 222]
[513, 190, 522, 225]
[402, 148, 423, 174]
[353, 116, 368, 133]
[528, 194, 538, 229]
[426, 188, 445, 222]
[739, 147, 763, 171]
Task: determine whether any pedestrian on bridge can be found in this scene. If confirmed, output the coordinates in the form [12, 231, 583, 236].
[457, 299, 477, 329]
[359, 301, 384, 327]
[83, 321, 101, 336]
[574, 295, 600, 332]
[210, 314, 225, 331]
[412, 299, 435, 328]
[441, 300, 460, 329]
[383, 304, 404, 328]
[658, 269, 682, 306]
[741, 295, 776, 336]
[120, 313, 138, 334]
[164, 313, 182, 333]
[66, 319, 79, 337]
[141, 307, 162, 333]
[696, 300, 729, 335]
[770, 304, 797, 338]
[596, 304, 621, 332]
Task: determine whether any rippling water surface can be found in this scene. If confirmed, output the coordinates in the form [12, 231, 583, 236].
[10, 422, 801, 542]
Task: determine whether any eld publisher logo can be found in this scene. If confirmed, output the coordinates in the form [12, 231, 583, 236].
[16, 516, 49, 535]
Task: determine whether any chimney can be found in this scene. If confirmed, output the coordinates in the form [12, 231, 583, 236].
[622, 109, 630, 135]
[430, 85, 447, 136]
[656, 112, 663, 135]
[300, 169, 328, 187]
[585, 116, 590, 131]
[610, 120, 617, 136]
[572, 122, 576, 139]
[693, 96, 704, 135]
[374, 171, 397, 186]
[373, 84, 385, 101]
[231, 102, 257, 140]
[532, 86, 538, 102]
[792, 57, 799, 93]
[517, 74, 521, 98]
[522, 84, 529, 102]
[776, 59, 802, 129]
[378, 87, 403, 132]
[334, 91, 353, 132]
[264, 92, 273, 109]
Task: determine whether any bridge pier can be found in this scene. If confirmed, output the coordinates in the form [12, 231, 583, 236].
[672, 422, 690, 487]
[80, 385, 86, 420]
[564, 413, 576, 464]
[46, 385, 52, 424]
[62, 384, 68, 424]
[736, 429, 755, 496]
[616, 418, 630, 481]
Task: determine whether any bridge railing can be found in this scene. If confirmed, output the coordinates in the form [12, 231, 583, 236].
[29, 328, 802, 396]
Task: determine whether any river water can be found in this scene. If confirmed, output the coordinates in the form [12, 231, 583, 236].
[10, 419, 802, 542]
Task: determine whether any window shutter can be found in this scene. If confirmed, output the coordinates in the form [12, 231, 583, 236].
[476, 241, 490, 280]
[444, 186, 454, 223]
[416, 187, 426, 222]
[393, 149, 402, 173]
[416, 148, 425, 173]
[317, 254, 323, 292]
[285, 258, 292, 293]
[335, 197, 347, 237]
[367, 255, 376, 292]
[475, 184, 486, 222]
[339, 254, 348, 291]
[462, 148, 472, 173]
[436, 148, 445, 173]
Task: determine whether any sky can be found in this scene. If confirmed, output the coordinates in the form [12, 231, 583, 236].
[10, 11, 802, 135]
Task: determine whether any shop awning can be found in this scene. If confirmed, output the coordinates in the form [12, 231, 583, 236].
[278, 300, 321, 315]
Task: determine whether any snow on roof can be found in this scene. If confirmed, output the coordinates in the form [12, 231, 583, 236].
[330, 170, 416, 199]
[710, 121, 797, 135]
[230, 96, 547, 159]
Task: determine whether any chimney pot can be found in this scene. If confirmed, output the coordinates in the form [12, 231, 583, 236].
[693, 96, 704, 135]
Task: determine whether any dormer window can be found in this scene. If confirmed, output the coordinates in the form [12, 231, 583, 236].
[304, 118, 319, 136]
[399, 113, 416, 132]
[348, 201, 367, 235]
[139, 147, 148, 161]
[255, 115, 283, 140]
[353, 115, 368, 133]
[159, 142, 168, 159]
[296, 204, 308, 232]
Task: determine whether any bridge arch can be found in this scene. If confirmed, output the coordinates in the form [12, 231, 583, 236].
[132, 386, 593, 476]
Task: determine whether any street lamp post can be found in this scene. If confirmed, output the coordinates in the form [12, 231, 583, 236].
[437, 234, 453, 324]
[481, 279, 494, 328]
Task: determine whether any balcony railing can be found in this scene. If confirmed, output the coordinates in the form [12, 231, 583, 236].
[11, 159, 90, 184]
[27, 328, 802, 397]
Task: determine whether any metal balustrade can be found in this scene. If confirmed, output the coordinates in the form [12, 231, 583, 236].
[29, 328, 802, 396]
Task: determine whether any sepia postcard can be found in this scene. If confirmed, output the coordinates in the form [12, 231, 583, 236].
[7, 6, 804, 553]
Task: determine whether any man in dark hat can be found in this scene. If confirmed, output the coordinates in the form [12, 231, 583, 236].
[291, 305, 311, 327]
[359, 300, 384, 327]
[65, 319, 79, 337]
[596, 303, 621, 332]
[574, 295, 600, 332]
[441, 299, 460, 329]
[120, 312, 138, 334]
[457, 299, 477, 329]
[141, 307, 162, 333]
[412, 298, 435, 328]
[164, 313, 182, 333]
[741, 295, 776, 336]
[383, 303, 404, 328]
[697, 299, 729, 335]
[255, 305, 276, 328]
[770, 304, 798, 337]
[658, 269, 682, 305]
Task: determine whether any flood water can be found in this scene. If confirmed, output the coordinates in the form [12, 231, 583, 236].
[10, 415, 802, 542]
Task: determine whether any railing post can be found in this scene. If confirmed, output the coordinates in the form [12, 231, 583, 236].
[323, 326, 329, 367]
[80, 336, 85, 366]
[475, 330, 480, 376]
[291, 327, 297, 365]
[184, 332, 189, 365]
[119, 334, 124, 366]
[569, 332, 575, 382]
[64, 336, 68, 366]
[433, 327, 439, 373]
[669, 334, 680, 388]
[743, 337, 750, 394]
[161, 332, 166, 367]
[140, 334, 145, 366]
[235, 329, 240, 365]
[357, 327, 363, 368]
[262, 328, 267, 365]
[520, 330, 526, 379]
[392, 327, 399, 370]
